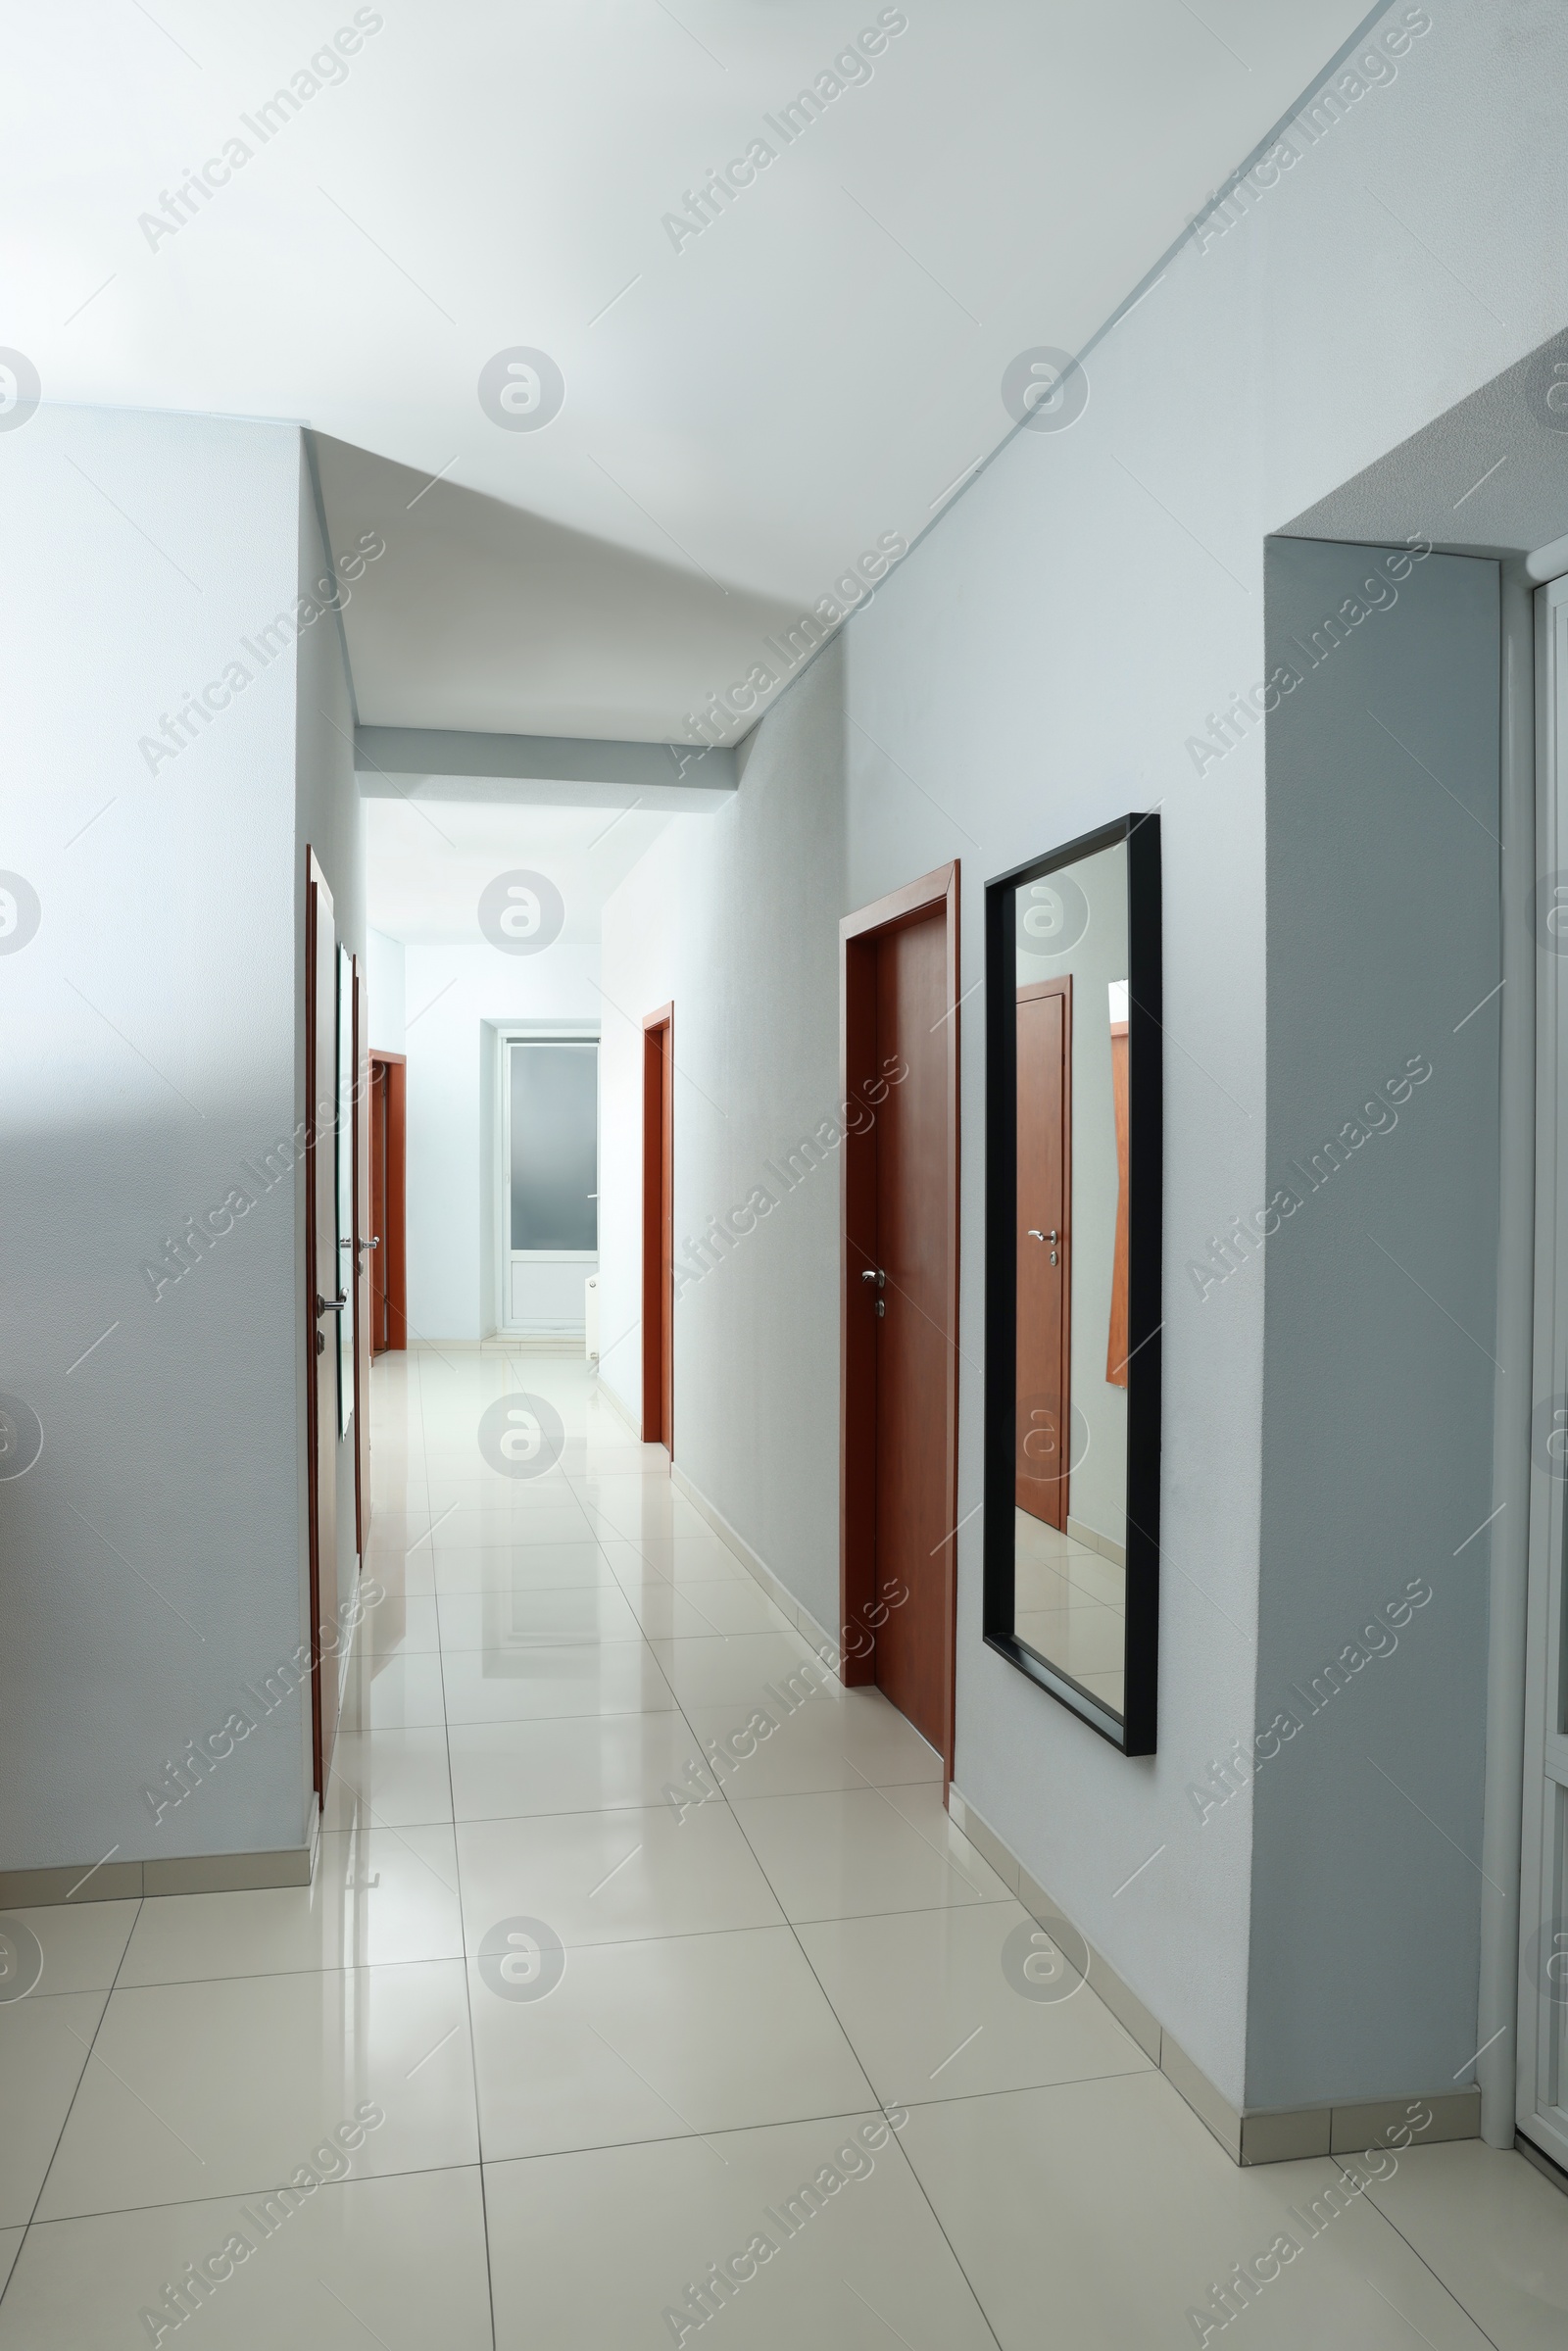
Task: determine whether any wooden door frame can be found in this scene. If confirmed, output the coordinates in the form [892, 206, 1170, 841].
[369, 1051, 407, 1351]
[304, 846, 334, 1802]
[641, 1006, 674, 1450]
[1015, 975, 1071, 1528]
[839, 862, 961, 1784]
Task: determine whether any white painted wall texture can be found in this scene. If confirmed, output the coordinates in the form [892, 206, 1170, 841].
[0, 408, 361, 1871]
[399, 942, 601, 1343]
[598, 0, 1568, 2110]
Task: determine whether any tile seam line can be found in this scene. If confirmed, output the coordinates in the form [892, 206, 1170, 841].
[28, 2158, 489, 2231]
[108, 1899, 1033, 1996]
[1337, 2165, 1505, 2351]
[714, 1750, 1005, 2351]
[838, 1754, 1005, 1897]
[9, 1882, 144, 2268]
[430, 1473, 503, 2351]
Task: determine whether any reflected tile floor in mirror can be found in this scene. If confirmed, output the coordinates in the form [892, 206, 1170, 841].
[1014, 1508, 1126, 1717]
[0, 1350, 1560, 2347]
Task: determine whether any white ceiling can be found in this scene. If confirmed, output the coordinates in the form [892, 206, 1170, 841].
[9, 0, 1369, 742]
[367, 796, 671, 945]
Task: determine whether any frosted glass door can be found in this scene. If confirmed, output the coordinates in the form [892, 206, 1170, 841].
[509, 1045, 599, 1251]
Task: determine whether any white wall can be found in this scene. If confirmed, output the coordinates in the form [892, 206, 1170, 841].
[0, 406, 356, 1870]
[401, 943, 601, 1343]
[597, 0, 1568, 2110]
[366, 927, 406, 1054]
[296, 471, 368, 1712]
[601, 649, 849, 1627]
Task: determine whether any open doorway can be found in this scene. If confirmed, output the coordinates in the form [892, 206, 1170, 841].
[840, 864, 960, 1778]
[642, 1005, 674, 1451]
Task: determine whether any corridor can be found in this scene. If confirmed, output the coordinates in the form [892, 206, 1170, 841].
[0, 1348, 1558, 2347]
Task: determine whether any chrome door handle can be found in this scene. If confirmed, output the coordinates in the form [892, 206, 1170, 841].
[860, 1268, 886, 1288]
[316, 1292, 346, 1317]
[1026, 1230, 1058, 1245]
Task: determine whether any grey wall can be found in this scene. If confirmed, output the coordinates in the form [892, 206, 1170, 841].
[1249, 538, 1499, 2106]
[597, 0, 1568, 2109]
[0, 406, 323, 1868]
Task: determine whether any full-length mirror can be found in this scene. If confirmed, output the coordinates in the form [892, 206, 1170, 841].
[984, 816, 1161, 1752]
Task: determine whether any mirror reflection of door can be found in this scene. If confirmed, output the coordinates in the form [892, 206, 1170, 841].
[335, 944, 356, 1440]
[1010, 840, 1130, 1722]
[1015, 978, 1070, 1529]
[1106, 979, 1130, 1388]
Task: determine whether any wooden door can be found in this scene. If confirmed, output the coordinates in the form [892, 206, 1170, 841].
[1016, 979, 1071, 1526]
[353, 960, 371, 1552]
[641, 1008, 674, 1450]
[841, 866, 959, 1774]
[869, 912, 950, 1748]
[368, 1053, 407, 1353]
[305, 849, 340, 1800]
[370, 1060, 390, 1350]
[1106, 1020, 1130, 1386]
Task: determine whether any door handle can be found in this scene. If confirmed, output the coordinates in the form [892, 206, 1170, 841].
[1026, 1230, 1058, 1245]
[859, 1268, 886, 1288]
[316, 1292, 346, 1317]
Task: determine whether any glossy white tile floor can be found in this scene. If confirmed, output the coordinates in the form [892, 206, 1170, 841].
[2, 1348, 1563, 2347]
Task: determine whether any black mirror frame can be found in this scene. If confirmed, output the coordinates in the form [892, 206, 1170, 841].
[982, 812, 1162, 1754]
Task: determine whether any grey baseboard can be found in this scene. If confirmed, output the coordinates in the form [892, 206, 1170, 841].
[592, 1371, 645, 1443]
[1515, 2131, 1568, 2198]
[667, 1463, 842, 1667]
[0, 1837, 316, 1907]
[946, 1786, 1481, 2167]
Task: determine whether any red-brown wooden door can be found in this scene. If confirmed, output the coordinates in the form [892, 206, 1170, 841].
[869, 911, 952, 1748]
[642, 1007, 674, 1451]
[1016, 979, 1071, 1527]
[368, 1053, 406, 1354]
[369, 1060, 389, 1350]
